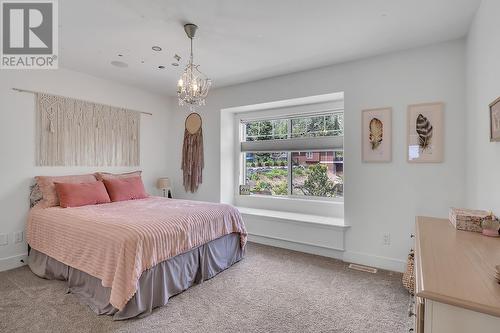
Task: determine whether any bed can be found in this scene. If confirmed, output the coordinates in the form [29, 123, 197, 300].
[26, 193, 247, 320]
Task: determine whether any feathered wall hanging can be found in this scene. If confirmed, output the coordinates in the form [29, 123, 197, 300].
[182, 113, 204, 193]
[369, 117, 383, 150]
[415, 114, 433, 150]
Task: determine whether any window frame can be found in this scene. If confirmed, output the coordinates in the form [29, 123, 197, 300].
[239, 111, 344, 202]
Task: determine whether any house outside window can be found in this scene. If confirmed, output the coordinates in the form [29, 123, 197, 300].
[240, 112, 344, 199]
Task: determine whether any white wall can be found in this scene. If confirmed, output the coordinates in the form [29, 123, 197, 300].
[0, 39, 468, 272]
[0, 68, 172, 270]
[168, 40, 466, 271]
[465, 0, 500, 214]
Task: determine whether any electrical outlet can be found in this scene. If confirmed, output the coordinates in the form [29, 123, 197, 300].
[14, 231, 24, 244]
[382, 233, 391, 246]
[0, 233, 8, 246]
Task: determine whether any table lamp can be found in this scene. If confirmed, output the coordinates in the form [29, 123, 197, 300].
[156, 177, 172, 198]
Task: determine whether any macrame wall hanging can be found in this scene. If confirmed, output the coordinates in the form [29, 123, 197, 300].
[182, 112, 204, 192]
[35, 92, 140, 166]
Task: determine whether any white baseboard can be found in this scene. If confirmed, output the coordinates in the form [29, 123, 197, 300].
[0, 248, 404, 274]
[0, 253, 28, 272]
[343, 250, 405, 273]
[248, 233, 344, 260]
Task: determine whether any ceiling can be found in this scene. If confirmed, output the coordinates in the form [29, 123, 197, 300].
[60, 0, 481, 95]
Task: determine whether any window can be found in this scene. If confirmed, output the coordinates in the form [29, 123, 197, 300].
[292, 151, 343, 197]
[291, 114, 344, 138]
[241, 112, 344, 199]
[245, 152, 288, 195]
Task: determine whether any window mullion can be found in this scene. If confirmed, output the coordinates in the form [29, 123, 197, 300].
[287, 119, 292, 196]
[241, 123, 247, 187]
[287, 118, 292, 195]
[287, 151, 292, 196]
[287, 119, 292, 139]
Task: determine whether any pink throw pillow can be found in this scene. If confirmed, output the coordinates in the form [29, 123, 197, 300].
[36, 174, 97, 207]
[54, 182, 111, 208]
[103, 176, 148, 202]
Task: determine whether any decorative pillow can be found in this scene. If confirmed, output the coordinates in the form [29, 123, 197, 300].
[30, 183, 43, 208]
[55, 181, 111, 208]
[35, 174, 97, 207]
[95, 170, 142, 182]
[103, 176, 148, 202]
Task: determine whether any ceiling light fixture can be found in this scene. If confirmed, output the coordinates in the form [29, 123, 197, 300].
[152, 46, 162, 51]
[177, 23, 211, 110]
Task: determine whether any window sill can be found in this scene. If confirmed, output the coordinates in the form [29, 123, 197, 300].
[236, 206, 348, 229]
[236, 193, 344, 204]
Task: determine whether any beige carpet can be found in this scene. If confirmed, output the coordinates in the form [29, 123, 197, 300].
[0, 243, 410, 333]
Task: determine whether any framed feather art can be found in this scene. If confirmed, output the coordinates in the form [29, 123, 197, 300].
[407, 102, 444, 163]
[362, 107, 392, 162]
[490, 96, 500, 142]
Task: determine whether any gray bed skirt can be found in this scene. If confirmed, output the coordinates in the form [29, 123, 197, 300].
[28, 233, 244, 320]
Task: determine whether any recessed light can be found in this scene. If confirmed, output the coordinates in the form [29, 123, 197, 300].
[111, 60, 128, 68]
[171, 63, 179, 67]
[118, 54, 123, 57]
[158, 65, 165, 69]
[152, 46, 162, 52]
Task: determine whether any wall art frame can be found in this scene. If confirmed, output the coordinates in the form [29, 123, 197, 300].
[407, 102, 444, 163]
[362, 107, 392, 163]
[490, 96, 500, 142]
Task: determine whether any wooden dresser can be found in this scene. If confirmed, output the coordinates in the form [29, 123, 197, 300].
[414, 216, 500, 332]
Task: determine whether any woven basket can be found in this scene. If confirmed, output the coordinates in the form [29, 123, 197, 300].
[402, 249, 415, 294]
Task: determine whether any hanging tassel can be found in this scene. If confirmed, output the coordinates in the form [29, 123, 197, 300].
[131, 120, 136, 141]
[49, 119, 55, 133]
[182, 128, 204, 193]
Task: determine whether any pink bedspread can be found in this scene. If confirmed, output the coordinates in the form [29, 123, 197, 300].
[26, 197, 247, 310]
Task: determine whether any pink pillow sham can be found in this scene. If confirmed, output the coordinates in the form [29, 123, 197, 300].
[36, 174, 97, 207]
[103, 176, 148, 202]
[55, 181, 111, 208]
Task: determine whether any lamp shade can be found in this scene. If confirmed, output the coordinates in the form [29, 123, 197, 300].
[156, 177, 171, 190]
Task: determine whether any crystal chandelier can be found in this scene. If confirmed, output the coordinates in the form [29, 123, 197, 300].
[177, 24, 212, 110]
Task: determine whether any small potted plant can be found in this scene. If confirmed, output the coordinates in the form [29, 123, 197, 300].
[481, 212, 500, 237]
